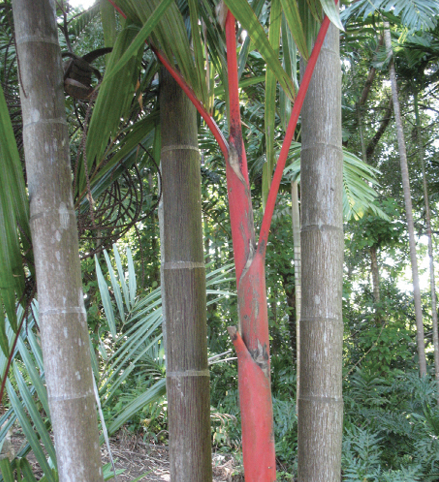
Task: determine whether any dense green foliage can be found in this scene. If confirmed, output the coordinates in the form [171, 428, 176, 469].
[1, 0, 439, 480]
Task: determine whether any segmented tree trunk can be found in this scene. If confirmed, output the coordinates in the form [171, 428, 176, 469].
[384, 24, 427, 377]
[12, 1, 104, 480]
[298, 21, 344, 482]
[160, 69, 212, 482]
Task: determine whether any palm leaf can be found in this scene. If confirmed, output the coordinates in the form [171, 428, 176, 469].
[262, 0, 282, 207]
[280, 0, 309, 59]
[341, 0, 439, 31]
[7, 384, 55, 481]
[95, 254, 117, 337]
[283, 143, 389, 221]
[101, 0, 174, 85]
[84, 22, 144, 192]
[223, 0, 296, 101]
[279, 12, 297, 131]
[116, 0, 208, 105]
[318, 0, 344, 31]
[237, 0, 266, 79]
[0, 84, 30, 339]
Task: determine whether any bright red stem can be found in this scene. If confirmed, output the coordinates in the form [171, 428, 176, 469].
[225, 11, 255, 285]
[229, 326, 276, 481]
[226, 12, 276, 481]
[258, 5, 337, 254]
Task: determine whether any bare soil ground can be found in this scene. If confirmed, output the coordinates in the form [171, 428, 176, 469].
[100, 432, 244, 482]
[10, 431, 244, 481]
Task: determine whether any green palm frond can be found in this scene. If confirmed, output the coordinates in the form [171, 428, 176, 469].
[341, 0, 439, 31]
[283, 143, 389, 221]
[0, 84, 31, 345]
[0, 244, 234, 480]
[95, 245, 234, 436]
[84, 22, 145, 188]
[223, 0, 296, 101]
[0, 308, 57, 482]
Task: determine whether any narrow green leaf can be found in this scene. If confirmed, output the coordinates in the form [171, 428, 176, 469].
[103, 0, 173, 84]
[7, 381, 55, 482]
[214, 75, 264, 95]
[0, 302, 8, 358]
[280, 0, 309, 59]
[237, 0, 266, 79]
[84, 114, 158, 202]
[263, 0, 282, 208]
[17, 337, 50, 417]
[0, 83, 31, 335]
[113, 245, 131, 311]
[17, 458, 38, 482]
[188, 0, 208, 104]
[118, 0, 206, 103]
[319, 0, 344, 31]
[223, 0, 296, 101]
[14, 366, 57, 467]
[100, 0, 117, 57]
[85, 23, 144, 192]
[95, 255, 117, 337]
[103, 250, 124, 322]
[126, 248, 137, 305]
[27, 322, 44, 373]
[89, 337, 100, 381]
[279, 12, 296, 131]
[0, 458, 14, 482]
[105, 378, 166, 437]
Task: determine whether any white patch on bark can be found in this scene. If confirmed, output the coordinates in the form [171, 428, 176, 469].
[64, 327, 68, 339]
[30, 109, 40, 123]
[59, 202, 69, 230]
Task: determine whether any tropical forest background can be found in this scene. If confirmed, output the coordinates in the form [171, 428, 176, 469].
[2, 0, 439, 480]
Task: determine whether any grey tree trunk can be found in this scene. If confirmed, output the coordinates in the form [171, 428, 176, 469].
[160, 69, 212, 482]
[370, 245, 382, 325]
[384, 24, 427, 377]
[291, 181, 301, 402]
[298, 21, 344, 482]
[414, 92, 439, 388]
[12, 1, 104, 480]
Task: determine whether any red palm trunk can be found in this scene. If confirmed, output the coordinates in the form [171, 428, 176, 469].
[107, 3, 334, 479]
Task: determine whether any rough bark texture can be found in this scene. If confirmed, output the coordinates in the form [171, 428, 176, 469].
[370, 245, 383, 325]
[160, 69, 212, 482]
[384, 25, 427, 377]
[291, 181, 301, 397]
[298, 22, 344, 482]
[370, 246, 380, 305]
[12, 1, 104, 481]
[414, 92, 439, 388]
